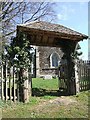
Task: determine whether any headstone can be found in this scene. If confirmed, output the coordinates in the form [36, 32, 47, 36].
[44, 75, 52, 79]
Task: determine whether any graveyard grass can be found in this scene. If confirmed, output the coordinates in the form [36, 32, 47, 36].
[1, 78, 90, 119]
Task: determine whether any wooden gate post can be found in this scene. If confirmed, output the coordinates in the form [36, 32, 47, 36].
[58, 65, 61, 90]
[58, 58, 68, 91]
[59, 40, 78, 95]
[23, 68, 32, 103]
[75, 60, 80, 93]
[28, 69, 32, 97]
[67, 58, 76, 95]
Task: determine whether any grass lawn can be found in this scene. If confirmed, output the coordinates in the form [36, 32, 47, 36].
[0, 78, 90, 119]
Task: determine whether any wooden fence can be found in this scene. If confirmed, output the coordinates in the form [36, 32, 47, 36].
[78, 60, 90, 91]
[58, 60, 90, 92]
[0, 61, 32, 102]
[0, 61, 19, 101]
[0, 60, 90, 102]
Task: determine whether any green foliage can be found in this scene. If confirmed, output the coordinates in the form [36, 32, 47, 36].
[29, 97, 39, 105]
[5, 32, 34, 68]
[71, 44, 82, 60]
[3, 32, 35, 101]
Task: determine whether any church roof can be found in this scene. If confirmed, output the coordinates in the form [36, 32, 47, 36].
[17, 21, 88, 41]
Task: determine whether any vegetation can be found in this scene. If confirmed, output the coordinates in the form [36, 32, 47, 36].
[71, 43, 82, 60]
[32, 78, 59, 90]
[0, 78, 89, 119]
[0, 2, 56, 63]
[1, 2, 56, 38]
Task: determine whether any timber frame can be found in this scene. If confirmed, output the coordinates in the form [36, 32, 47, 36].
[17, 21, 88, 102]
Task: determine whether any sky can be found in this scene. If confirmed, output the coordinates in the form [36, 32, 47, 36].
[3, 1, 88, 60]
[53, 2, 88, 60]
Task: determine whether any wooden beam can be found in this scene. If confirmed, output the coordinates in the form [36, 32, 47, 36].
[42, 35, 48, 44]
[18, 26, 83, 42]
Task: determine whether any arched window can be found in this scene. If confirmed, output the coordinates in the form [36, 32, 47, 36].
[50, 53, 60, 68]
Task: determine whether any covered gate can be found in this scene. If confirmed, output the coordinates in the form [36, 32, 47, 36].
[16, 21, 88, 102]
[0, 21, 88, 102]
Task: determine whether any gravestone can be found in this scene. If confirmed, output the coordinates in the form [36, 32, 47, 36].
[44, 75, 52, 80]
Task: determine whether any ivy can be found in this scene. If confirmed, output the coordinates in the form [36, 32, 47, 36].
[5, 32, 34, 68]
[71, 44, 82, 60]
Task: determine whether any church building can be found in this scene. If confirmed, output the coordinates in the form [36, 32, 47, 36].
[35, 46, 63, 78]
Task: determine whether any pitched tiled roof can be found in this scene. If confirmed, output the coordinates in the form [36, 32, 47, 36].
[18, 21, 88, 40]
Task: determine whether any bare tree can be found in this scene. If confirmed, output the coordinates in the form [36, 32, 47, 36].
[0, 2, 56, 59]
[0, 2, 56, 39]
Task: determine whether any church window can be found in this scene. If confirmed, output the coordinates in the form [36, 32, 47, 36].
[50, 53, 60, 67]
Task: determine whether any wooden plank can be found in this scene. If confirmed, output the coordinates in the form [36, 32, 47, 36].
[14, 67, 17, 101]
[9, 67, 12, 101]
[1, 64, 4, 100]
[79, 60, 90, 91]
[0, 64, 1, 99]
[81, 68, 83, 91]
[17, 68, 19, 102]
[89, 67, 90, 89]
[28, 68, 32, 97]
[79, 62, 82, 91]
[86, 64, 88, 90]
[85, 62, 87, 90]
[83, 63, 85, 90]
[86, 63, 88, 90]
[58, 66, 61, 90]
[83, 65, 85, 90]
[87, 68, 89, 89]
[13, 66, 16, 102]
[5, 61, 8, 101]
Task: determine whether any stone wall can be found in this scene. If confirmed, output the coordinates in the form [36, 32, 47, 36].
[36, 46, 63, 77]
